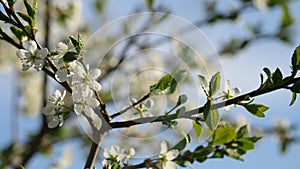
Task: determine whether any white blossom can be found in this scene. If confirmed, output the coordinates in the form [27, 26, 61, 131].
[159, 141, 179, 169]
[43, 90, 66, 128]
[102, 145, 135, 168]
[221, 80, 241, 111]
[73, 90, 100, 117]
[72, 62, 102, 91]
[16, 40, 48, 71]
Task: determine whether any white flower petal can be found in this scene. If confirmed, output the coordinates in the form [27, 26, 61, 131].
[165, 149, 179, 161]
[48, 116, 59, 128]
[164, 161, 177, 169]
[74, 104, 83, 115]
[83, 107, 94, 117]
[27, 40, 37, 53]
[92, 113, 102, 130]
[22, 63, 31, 71]
[74, 63, 86, 78]
[89, 81, 102, 91]
[160, 141, 168, 154]
[55, 69, 68, 82]
[225, 80, 230, 91]
[36, 48, 48, 58]
[16, 49, 27, 59]
[87, 98, 100, 107]
[89, 69, 101, 79]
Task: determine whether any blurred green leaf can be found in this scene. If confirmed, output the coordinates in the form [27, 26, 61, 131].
[17, 12, 34, 27]
[292, 45, 300, 71]
[23, 0, 36, 19]
[289, 92, 297, 106]
[280, 3, 294, 28]
[172, 134, 190, 151]
[213, 127, 236, 145]
[176, 94, 188, 106]
[193, 121, 203, 138]
[63, 51, 78, 63]
[203, 99, 211, 120]
[237, 138, 255, 152]
[291, 81, 300, 93]
[206, 109, 219, 130]
[10, 26, 26, 41]
[146, 0, 154, 9]
[0, 11, 10, 22]
[236, 125, 250, 139]
[209, 72, 221, 96]
[243, 104, 269, 117]
[226, 148, 243, 161]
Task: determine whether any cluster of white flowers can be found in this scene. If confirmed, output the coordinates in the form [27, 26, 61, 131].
[43, 90, 66, 128]
[17, 40, 103, 129]
[51, 42, 77, 82]
[16, 40, 48, 71]
[102, 145, 135, 168]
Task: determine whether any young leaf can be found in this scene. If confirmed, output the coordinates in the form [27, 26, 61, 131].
[150, 74, 172, 94]
[291, 81, 300, 93]
[23, 0, 36, 19]
[17, 12, 34, 26]
[209, 72, 221, 96]
[237, 138, 255, 152]
[236, 125, 250, 139]
[206, 109, 219, 130]
[193, 121, 203, 138]
[63, 51, 78, 63]
[203, 99, 211, 120]
[272, 68, 283, 84]
[10, 27, 25, 41]
[176, 94, 188, 106]
[198, 75, 208, 89]
[0, 11, 10, 22]
[292, 45, 300, 71]
[243, 104, 269, 118]
[263, 67, 272, 80]
[172, 134, 190, 151]
[213, 127, 236, 145]
[289, 92, 297, 106]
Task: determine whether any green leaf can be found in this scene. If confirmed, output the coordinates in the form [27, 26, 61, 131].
[193, 121, 203, 138]
[172, 134, 190, 151]
[150, 70, 186, 95]
[23, 0, 36, 19]
[70, 34, 83, 54]
[292, 45, 300, 71]
[0, 11, 10, 22]
[247, 136, 262, 143]
[213, 127, 236, 145]
[203, 99, 211, 120]
[243, 104, 269, 118]
[280, 3, 294, 28]
[289, 92, 297, 106]
[236, 125, 250, 139]
[198, 75, 208, 89]
[194, 146, 214, 162]
[146, 0, 154, 9]
[17, 12, 34, 26]
[176, 94, 188, 106]
[63, 51, 78, 63]
[206, 109, 219, 130]
[10, 27, 26, 41]
[7, 0, 16, 8]
[237, 138, 255, 152]
[291, 80, 300, 93]
[263, 67, 272, 80]
[209, 72, 221, 96]
[272, 68, 283, 84]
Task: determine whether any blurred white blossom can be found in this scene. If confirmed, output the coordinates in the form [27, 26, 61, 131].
[221, 80, 241, 111]
[102, 145, 135, 168]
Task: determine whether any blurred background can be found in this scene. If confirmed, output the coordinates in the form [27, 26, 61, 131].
[1, 0, 300, 168]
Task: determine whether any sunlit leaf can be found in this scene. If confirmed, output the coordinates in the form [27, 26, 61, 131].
[213, 127, 236, 145]
[243, 104, 269, 118]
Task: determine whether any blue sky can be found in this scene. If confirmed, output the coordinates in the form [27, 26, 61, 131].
[1, 0, 300, 168]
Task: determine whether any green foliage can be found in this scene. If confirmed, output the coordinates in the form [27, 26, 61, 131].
[150, 69, 186, 95]
[291, 81, 300, 93]
[193, 121, 202, 138]
[292, 45, 300, 71]
[17, 12, 34, 27]
[289, 92, 297, 106]
[23, 0, 37, 19]
[172, 135, 190, 151]
[10, 26, 26, 41]
[280, 2, 294, 28]
[176, 94, 188, 106]
[236, 125, 250, 139]
[243, 104, 269, 117]
[213, 127, 236, 145]
[70, 34, 84, 54]
[209, 72, 221, 96]
[63, 51, 78, 63]
[0, 11, 10, 23]
[206, 109, 219, 131]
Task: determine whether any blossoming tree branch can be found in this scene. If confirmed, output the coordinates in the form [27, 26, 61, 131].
[0, 0, 299, 169]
